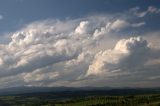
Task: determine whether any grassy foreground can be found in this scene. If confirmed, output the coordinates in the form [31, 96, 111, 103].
[55, 94, 160, 106]
[0, 93, 159, 106]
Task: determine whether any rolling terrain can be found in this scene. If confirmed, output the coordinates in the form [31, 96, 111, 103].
[0, 87, 159, 106]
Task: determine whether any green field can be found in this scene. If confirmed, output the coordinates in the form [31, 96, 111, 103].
[55, 94, 160, 106]
[0, 93, 160, 106]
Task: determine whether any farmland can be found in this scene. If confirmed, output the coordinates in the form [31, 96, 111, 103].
[0, 88, 159, 106]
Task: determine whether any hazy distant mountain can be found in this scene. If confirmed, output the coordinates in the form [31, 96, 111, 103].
[0, 86, 112, 95]
[0, 86, 159, 96]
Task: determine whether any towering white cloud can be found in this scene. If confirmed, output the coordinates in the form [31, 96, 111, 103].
[0, 10, 159, 88]
[87, 37, 149, 76]
[75, 21, 89, 34]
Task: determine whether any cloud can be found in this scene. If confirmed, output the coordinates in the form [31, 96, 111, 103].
[86, 37, 149, 76]
[105, 19, 145, 32]
[0, 20, 86, 78]
[0, 17, 105, 87]
[148, 6, 160, 14]
[24, 68, 59, 83]
[75, 21, 89, 34]
[0, 15, 3, 20]
[131, 22, 146, 27]
[0, 12, 159, 88]
[109, 19, 130, 31]
[130, 6, 160, 17]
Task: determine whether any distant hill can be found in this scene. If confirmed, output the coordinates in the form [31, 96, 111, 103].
[0, 86, 112, 95]
[0, 86, 159, 96]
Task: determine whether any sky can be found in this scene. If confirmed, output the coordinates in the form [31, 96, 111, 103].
[0, 0, 160, 88]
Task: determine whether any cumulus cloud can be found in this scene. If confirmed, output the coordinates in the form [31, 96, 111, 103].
[75, 21, 89, 34]
[109, 19, 130, 32]
[24, 68, 59, 83]
[0, 17, 106, 87]
[0, 13, 159, 88]
[87, 37, 149, 76]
